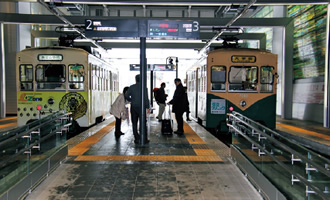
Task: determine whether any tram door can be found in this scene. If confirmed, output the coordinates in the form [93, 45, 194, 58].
[195, 68, 199, 119]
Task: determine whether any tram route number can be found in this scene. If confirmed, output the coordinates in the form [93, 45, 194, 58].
[211, 99, 226, 114]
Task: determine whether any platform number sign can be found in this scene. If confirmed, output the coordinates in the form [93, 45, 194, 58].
[85, 19, 200, 39]
[211, 99, 226, 114]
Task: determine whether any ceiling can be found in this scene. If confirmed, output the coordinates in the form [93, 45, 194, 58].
[1, 0, 328, 50]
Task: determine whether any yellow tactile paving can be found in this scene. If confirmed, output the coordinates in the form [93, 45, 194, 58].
[68, 122, 115, 156]
[70, 121, 222, 162]
[277, 123, 330, 140]
[75, 155, 222, 162]
[194, 149, 217, 156]
[183, 123, 206, 144]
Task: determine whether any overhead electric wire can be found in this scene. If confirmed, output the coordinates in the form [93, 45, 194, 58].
[37, 0, 106, 52]
[199, 0, 257, 56]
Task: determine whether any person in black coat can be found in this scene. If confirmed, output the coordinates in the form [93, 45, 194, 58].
[168, 78, 187, 135]
[125, 74, 150, 144]
[156, 82, 168, 121]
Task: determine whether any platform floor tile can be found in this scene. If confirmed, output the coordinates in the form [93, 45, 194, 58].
[25, 117, 263, 200]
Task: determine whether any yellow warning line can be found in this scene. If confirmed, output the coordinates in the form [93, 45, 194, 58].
[71, 121, 222, 162]
[0, 122, 18, 129]
[0, 117, 17, 122]
[276, 123, 330, 140]
[68, 121, 115, 156]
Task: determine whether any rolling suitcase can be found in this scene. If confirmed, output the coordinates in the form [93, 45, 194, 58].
[161, 105, 173, 135]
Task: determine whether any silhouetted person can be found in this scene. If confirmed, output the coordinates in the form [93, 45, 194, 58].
[125, 74, 150, 144]
[168, 78, 187, 135]
[155, 82, 168, 121]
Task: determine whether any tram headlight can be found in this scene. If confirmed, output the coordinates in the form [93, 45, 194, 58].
[48, 98, 54, 105]
[240, 100, 247, 107]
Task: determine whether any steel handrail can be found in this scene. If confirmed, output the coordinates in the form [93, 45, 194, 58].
[0, 120, 70, 168]
[0, 112, 71, 147]
[228, 123, 329, 200]
[229, 111, 330, 177]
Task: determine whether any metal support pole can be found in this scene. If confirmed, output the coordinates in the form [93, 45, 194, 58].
[281, 20, 294, 119]
[324, 4, 330, 128]
[176, 57, 178, 78]
[150, 70, 154, 113]
[0, 23, 6, 118]
[140, 37, 147, 145]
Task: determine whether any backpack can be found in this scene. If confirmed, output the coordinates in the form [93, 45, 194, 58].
[153, 88, 160, 102]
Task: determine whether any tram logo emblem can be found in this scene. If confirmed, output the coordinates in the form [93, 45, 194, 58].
[59, 92, 87, 120]
[18, 93, 43, 102]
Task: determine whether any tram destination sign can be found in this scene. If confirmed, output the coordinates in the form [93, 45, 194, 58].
[85, 19, 200, 39]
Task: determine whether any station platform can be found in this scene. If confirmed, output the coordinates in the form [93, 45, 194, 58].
[24, 116, 263, 200]
[0, 115, 329, 157]
[0, 116, 17, 132]
[276, 117, 330, 157]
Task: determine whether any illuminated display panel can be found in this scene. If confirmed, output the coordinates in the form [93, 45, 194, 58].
[153, 64, 175, 71]
[85, 19, 139, 38]
[149, 23, 179, 37]
[148, 20, 199, 39]
[38, 54, 63, 61]
[85, 19, 199, 39]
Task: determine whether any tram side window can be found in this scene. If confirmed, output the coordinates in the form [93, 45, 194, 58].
[19, 65, 33, 91]
[36, 64, 65, 90]
[229, 66, 258, 92]
[69, 64, 84, 90]
[260, 66, 274, 93]
[92, 65, 97, 90]
[112, 73, 118, 92]
[211, 66, 226, 91]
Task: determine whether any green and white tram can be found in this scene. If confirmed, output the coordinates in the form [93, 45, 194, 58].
[16, 46, 119, 127]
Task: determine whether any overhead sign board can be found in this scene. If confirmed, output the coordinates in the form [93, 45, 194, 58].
[129, 64, 175, 71]
[148, 20, 200, 39]
[85, 19, 139, 38]
[130, 64, 152, 71]
[153, 64, 176, 71]
[85, 19, 200, 39]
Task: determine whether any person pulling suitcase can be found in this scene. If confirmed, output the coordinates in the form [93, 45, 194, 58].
[161, 104, 173, 135]
[168, 78, 187, 135]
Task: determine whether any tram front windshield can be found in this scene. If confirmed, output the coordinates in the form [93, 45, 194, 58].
[229, 66, 258, 92]
[36, 64, 66, 90]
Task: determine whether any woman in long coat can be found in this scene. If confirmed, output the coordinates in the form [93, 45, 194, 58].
[110, 87, 129, 137]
